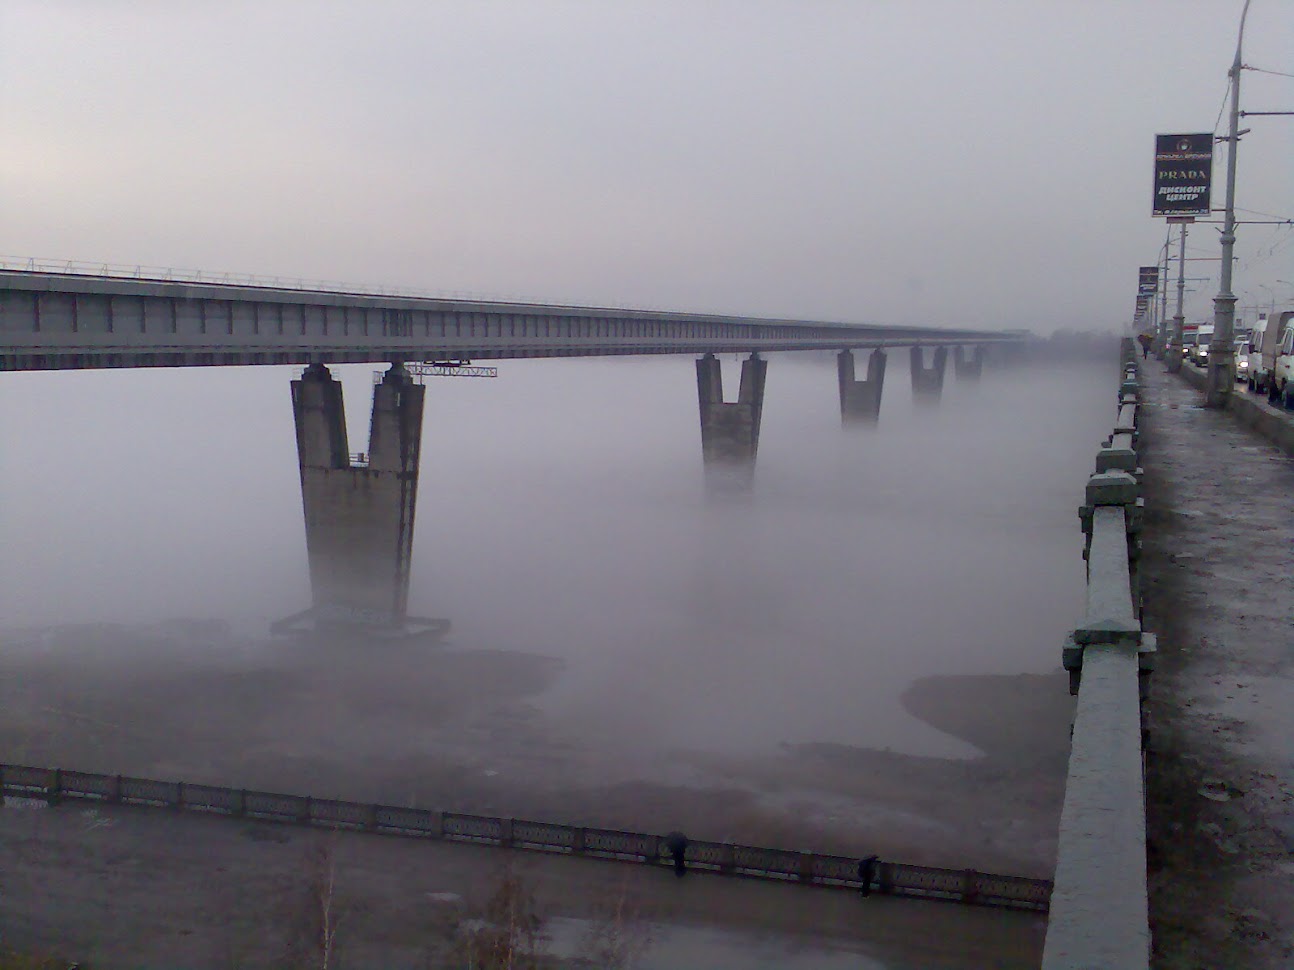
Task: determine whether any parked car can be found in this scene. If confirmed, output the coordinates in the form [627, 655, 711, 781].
[1234, 331, 1252, 382]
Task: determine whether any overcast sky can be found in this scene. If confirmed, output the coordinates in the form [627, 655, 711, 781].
[2, 1, 1291, 332]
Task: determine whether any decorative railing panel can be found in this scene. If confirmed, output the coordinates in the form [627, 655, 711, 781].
[0, 762, 1050, 912]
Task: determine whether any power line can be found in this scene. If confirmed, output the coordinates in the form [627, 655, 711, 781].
[1212, 75, 1234, 134]
[1243, 64, 1294, 79]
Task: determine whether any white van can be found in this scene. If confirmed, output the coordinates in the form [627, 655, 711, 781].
[1273, 315, 1294, 408]
[1244, 313, 1273, 392]
[1190, 323, 1215, 367]
[1250, 308, 1294, 400]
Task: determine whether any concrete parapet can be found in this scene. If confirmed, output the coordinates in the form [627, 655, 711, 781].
[1084, 470, 1139, 507]
[1045, 353, 1151, 965]
[1042, 643, 1151, 969]
[1075, 506, 1140, 645]
[836, 349, 886, 425]
[696, 353, 766, 489]
[909, 345, 947, 400]
[291, 362, 425, 623]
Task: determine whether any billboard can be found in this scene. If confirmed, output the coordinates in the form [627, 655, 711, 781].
[1153, 133, 1213, 217]
[1138, 266, 1159, 295]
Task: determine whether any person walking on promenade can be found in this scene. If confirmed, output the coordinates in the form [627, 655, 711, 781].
[857, 855, 879, 897]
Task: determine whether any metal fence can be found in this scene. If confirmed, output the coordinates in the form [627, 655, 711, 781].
[0, 762, 1050, 912]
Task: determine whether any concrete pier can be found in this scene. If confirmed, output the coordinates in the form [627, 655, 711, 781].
[696, 353, 766, 488]
[909, 345, 948, 400]
[290, 362, 425, 626]
[953, 345, 985, 380]
[837, 349, 887, 425]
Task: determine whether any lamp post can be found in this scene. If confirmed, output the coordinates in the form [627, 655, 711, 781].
[1205, 0, 1253, 407]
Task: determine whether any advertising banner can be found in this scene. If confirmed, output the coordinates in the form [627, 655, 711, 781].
[1153, 133, 1213, 217]
[1138, 266, 1159, 295]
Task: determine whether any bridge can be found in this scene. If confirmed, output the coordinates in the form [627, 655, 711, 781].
[0, 265, 1008, 370]
[1, 264, 1017, 635]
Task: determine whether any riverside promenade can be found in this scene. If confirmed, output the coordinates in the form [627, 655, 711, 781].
[1138, 362, 1294, 969]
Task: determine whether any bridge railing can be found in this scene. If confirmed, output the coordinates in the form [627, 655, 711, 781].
[0, 762, 1051, 912]
[0, 255, 645, 311]
[1043, 338, 1154, 968]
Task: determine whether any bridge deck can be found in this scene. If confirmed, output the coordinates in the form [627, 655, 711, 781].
[1, 269, 1015, 371]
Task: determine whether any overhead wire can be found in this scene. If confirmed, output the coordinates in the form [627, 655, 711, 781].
[1243, 64, 1294, 79]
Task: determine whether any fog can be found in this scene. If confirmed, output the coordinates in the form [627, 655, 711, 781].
[2, 2, 1291, 329]
[0, 354, 1114, 882]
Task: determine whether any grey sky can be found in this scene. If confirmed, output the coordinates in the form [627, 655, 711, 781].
[2, 0, 1291, 332]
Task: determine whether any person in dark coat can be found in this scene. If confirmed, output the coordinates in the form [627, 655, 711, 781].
[664, 830, 689, 878]
[857, 854, 879, 896]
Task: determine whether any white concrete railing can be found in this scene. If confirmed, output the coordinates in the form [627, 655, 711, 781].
[1043, 339, 1155, 969]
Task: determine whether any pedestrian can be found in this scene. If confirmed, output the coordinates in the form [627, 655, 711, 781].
[857, 854, 879, 897]
[664, 830, 689, 878]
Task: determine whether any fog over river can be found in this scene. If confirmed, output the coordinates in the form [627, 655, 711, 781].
[0, 352, 1114, 884]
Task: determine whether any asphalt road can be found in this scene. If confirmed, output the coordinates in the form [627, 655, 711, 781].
[1138, 362, 1294, 969]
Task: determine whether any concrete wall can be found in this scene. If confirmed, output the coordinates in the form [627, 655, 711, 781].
[1177, 363, 1294, 455]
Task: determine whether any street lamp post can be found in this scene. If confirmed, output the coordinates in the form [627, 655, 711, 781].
[1166, 221, 1188, 374]
[1205, 0, 1253, 407]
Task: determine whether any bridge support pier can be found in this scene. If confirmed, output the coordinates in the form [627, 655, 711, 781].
[909, 346, 947, 401]
[953, 345, 985, 381]
[837, 349, 886, 425]
[276, 362, 446, 638]
[697, 352, 766, 490]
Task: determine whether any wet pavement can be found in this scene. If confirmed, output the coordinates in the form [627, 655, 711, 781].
[1137, 362, 1294, 969]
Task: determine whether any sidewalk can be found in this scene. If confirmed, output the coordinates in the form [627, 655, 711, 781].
[1138, 362, 1294, 968]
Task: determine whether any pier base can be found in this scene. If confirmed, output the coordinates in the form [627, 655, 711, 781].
[697, 353, 766, 491]
[910, 346, 948, 401]
[279, 362, 444, 637]
[953, 345, 985, 381]
[837, 349, 886, 425]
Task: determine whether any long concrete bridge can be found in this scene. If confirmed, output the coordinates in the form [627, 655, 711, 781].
[1, 265, 1017, 634]
[0, 267, 1008, 370]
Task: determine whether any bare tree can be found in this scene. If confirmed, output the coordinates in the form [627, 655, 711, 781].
[282, 834, 348, 970]
[452, 861, 545, 970]
[571, 874, 653, 970]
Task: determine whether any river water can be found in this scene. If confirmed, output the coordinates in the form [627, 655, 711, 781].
[0, 350, 1116, 967]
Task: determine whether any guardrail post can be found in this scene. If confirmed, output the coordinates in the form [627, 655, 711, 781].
[111, 774, 122, 804]
[0, 765, 5, 806]
[48, 768, 62, 806]
[572, 827, 586, 855]
[175, 781, 185, 811]
[642, 833, 660, 865]
[237, 789, 248, 817]
[499, 818, 513, 848]
[367, 803, 380, 831]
